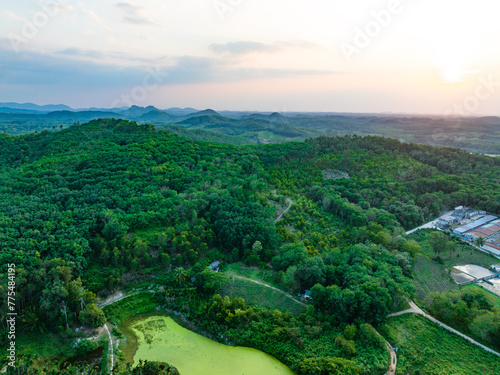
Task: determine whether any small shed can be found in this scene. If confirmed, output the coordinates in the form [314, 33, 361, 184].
[299, 290, 312, 300]
[209, 260, 221, 272]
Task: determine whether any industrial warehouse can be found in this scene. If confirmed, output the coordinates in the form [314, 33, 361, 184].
[438, 207, 500, 256]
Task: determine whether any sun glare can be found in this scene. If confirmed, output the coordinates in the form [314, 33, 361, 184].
[440, 66, 480, 84]
[441, 66, 465, 83]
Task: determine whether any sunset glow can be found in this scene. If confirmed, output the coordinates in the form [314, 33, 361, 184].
[1, 0, 500, 114]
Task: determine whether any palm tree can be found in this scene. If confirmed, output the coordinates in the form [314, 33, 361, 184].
[173, 267, 187, 285]
[475, 237, 485, 248]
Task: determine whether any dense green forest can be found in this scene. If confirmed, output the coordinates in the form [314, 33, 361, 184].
[1, 119, 499, 373]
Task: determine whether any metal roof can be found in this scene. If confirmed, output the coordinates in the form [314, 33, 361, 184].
[453, 215, 498, 234]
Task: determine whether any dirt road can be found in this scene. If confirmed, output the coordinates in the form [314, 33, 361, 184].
[384, 342, 397, 375]
[388, 299, 500, 357]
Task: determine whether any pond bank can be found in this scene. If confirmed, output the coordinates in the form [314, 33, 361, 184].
[108, 294, 293, 375]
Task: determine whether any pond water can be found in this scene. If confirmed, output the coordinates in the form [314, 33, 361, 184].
[131, 316, 296, 375]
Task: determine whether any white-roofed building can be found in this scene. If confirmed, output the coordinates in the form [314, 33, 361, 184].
[438, 215, 458, 228]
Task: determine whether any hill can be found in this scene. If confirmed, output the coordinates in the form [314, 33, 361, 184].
[187, 109, 221, 118]
[1, 107, 499, 154]
[1, 119, 499, 374]
[165, 107, 198, 116]
[140, 109, 176, 122]
[243, 112, 290, 124]
[0, 102, 72, 112]
[121, 105, 159, 117]
[0, 107, 44, 114]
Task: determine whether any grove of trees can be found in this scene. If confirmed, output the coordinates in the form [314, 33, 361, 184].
[1, 119, 499, 373]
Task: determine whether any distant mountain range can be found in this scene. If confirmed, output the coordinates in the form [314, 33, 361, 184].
[0, 102, 73, 112]
[1, 102, 499, 154]
[0, 102, 199, 116]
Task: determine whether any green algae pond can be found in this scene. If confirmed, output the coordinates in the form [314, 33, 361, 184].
[131, 316, 296, 375]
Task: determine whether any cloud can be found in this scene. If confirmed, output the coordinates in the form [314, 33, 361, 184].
[0, 47, 142, 87]
[0, 46, 335, 94]
[4, 10, 23, 22]
[210, 41, 276, 55]
[81, 7, 111, 31]
[151, 55, 333, 85]
[0, 44, 340, 108]
[54, 47, 158, 64]
[115, 2, 153, 25]
[58, 48, 106, 59]
[84, 30, 99, 37]
[210, 40, 319, 55]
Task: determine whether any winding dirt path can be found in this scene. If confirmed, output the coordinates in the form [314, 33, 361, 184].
[233, 274, 397, 375]
[97, 289, 154, 373]
[104, 323, 114, 371]
[387, 299, 422, 318]
[275, 198, 293, 223]
[98, 292, 137, 308]
[384, 341, 397, 375]
[272, 189, 294, 223]
[230, 275, 306, 306]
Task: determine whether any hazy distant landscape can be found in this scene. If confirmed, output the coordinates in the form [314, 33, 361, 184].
[1, 102, 499, 154]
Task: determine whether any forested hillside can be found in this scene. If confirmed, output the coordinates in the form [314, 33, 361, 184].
[2, 108, 500, 154]
[1, 119, 499, 374]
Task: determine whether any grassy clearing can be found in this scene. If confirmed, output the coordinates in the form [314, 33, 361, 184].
[439, 247, 499, 269]
[219, 277, 306, 316]
[13, 331, 76, 361]
[103, 292, 159, 325]
[412, 255, 458, 301]
[225, 263, 285, 290]
[410, 229, 498, 268]
[133, 226, 166, 243]
[383, 314, 500, 375]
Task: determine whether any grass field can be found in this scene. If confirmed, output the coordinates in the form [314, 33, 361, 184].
[11, 331, 76, 361]
[413, 255, 458, 301]
[103, 292, 159, 326]
[438, 248, 498, 269]
[415, 237, 498, 270]
[384, 314, 500, 375]
[219, 277, 306, 316]
[224, 263, 283, 289]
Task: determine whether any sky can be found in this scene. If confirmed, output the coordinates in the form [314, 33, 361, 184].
[1, 0, 500, 114]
